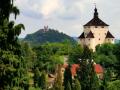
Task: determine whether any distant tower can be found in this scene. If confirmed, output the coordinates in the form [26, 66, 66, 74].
[44, 25, 49, 32]
[78, 7, 115, 51]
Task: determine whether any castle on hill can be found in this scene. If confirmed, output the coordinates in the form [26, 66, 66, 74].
[78, 7, 115, 51]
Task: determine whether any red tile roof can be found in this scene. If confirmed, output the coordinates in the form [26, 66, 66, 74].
[94, 64, 104, 74]
[63, 64, 103, 76]
[71, 64, 79, 76]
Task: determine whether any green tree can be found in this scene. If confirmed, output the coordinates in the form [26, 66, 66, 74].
[0, 0, 19, 21]
[0, 0, 26, 89]
[77, 47, 100, 90]
[64, 65, 72, 90]
[21, 42, 37, 70]
[38, 71, 47, 90]
[96, 43, 114, 55]
[77, 59, 90, 90]
[68, 44, 83, 64]
[33, 68, 47, 89]
[107, 80, 120, 90]
[66, 82, 71, 90]
[113, 43, 120, 79]
[95, 43, 118, 80]
[100, 70, 112, 90]
[78, 60, 100, 90]
[33, 43, 67, 73]
[89, 62, 100, 90]
[74, 78, 81, 90]
[33, 68, 41, 87]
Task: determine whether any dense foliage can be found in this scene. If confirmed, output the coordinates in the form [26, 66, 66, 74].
[0, 0, 27, 89]
[94, 43, 120, 79]
[64, 66, 72, 90]
[33, 42, 72, 74]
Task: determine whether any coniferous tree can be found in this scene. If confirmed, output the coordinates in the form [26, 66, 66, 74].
[64, 65, 72, 90]
[33, 68, 41, 87]
[89, 62, 100, 90]
[66, 82, 71, 90]
[77, 59, 90, 90]
[74, 78, 81, 90]
[77, 46, 100, 90]
[21, 42, 37, 70]
[100, 70, 109, 90]
[38, 71, 47, 90]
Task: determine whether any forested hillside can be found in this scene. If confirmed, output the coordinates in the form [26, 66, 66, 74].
[24, 29, 76, 45]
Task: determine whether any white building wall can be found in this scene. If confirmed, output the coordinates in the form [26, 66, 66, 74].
[81, 26, 114, 51]
[105, 38, 115, 44]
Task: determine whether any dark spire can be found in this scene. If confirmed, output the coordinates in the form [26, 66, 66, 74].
[94, 6, 98, 18]
[84, 6, 109, 26]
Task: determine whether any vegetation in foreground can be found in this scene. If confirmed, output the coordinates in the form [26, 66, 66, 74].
[0, 0, 120, 90]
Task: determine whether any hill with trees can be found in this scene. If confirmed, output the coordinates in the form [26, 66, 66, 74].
[24, 28, 76, 45]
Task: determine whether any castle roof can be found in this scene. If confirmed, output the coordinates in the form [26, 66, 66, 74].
[84, 7, 109, 26]
[106, 31, 114, 38]
[86, 31, 94, 38]
[78, 32, 85, 38]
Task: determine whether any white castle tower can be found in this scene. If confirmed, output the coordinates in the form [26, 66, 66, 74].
[78, 7, 115, 51]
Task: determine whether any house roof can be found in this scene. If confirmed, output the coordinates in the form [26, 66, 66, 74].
[63, 64, 79, 76]
[94, 64, 104, 74]
[84, 7, 109, 26]
[86, 31, 94, 38]
[71, 64, 79, 76]
[63, 64, 103, 76]
[78, 32, 85, 39]
[106, 31, 114, 38]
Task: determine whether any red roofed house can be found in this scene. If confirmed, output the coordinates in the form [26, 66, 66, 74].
[94, 64, 104, 79]
[62, 64, 104, 79]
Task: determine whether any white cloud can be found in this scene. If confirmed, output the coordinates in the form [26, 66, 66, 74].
[40, 0, 61, 18]
[15, 0, 86, 19]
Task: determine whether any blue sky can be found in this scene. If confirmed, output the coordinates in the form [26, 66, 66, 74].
[14, 0, 120, 39]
